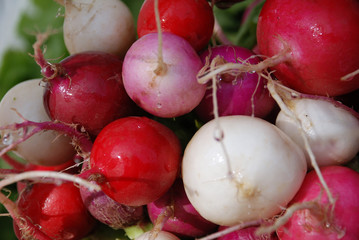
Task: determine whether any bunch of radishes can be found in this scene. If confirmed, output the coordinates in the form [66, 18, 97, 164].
[0, 0, 359, 239]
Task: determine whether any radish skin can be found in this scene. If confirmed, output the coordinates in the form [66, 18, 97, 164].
[182, 115, 307, 226]
[276, 97, 359, 167]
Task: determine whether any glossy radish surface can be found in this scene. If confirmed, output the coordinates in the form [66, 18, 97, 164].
[182, 115, 307, 226]
[122, 32, 206, 118]
[15, 182, 96, 240]
[257, 0, 359, 96]
[277, 166, 359, 240]
[90, 117, 182, 206]
[44, 52, 136, 137]
[137, 0, 214, 52]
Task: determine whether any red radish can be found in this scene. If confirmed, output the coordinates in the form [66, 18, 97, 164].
[256, 0, 359, 96]
[62, 0, 136, 58]
[122, 32, 206, 118]
[277, 166, 359, 240]
[0, 79, 75, 166]
[89, 116, 181, 206]
[195, 45, 275, 122]
[137, 0, 214, 52]
[147, 179, 218, 238]
[217, 225, 278, 240]
[15, 182, 96, 240]
[182, 115, 307, 226]
[79, 167, 144, 229]
[43, 51, 137, 137]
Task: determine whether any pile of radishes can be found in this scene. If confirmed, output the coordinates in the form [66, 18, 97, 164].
[0, 0, 359, 239]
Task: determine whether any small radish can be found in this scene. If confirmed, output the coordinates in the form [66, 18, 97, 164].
[15, 182, 96, 240]
[277, 166, 359, 240]
[79, 166, 144, 229]
[42, 50, 137, 137]
[275, 93, 359, 167]
[147, 179, 218, 238]
[62, 0, 136, 58]
[122, 32, 206, 118]
[182, 115, 307, 226]
[89, 116, 182, 206]
[256, 0, 359, 96]
[195, 45, 275, 122]
[137, 0, 214, 52]
[0, 79, 75, 166]
[136, 230, 180, 240]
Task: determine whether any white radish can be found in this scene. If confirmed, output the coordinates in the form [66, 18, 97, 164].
[0, 79, 75, 166]
[182, 115, 307, 226]
[275, 97, 359, 167]
[63, 0, 135, 58]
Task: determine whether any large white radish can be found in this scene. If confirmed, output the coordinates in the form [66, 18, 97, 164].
[182, 115, 307, 226]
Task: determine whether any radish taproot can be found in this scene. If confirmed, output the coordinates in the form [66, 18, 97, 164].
[182, 115, 307, 226]
[256, 0, 359, 96]
[277, 166, 359, 240]
[0, 79, 75, 166]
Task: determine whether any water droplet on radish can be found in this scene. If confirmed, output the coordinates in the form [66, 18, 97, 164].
[2, 133, 13, 145]
[213, 127, 224, 141]
[156, 102, 162, 109]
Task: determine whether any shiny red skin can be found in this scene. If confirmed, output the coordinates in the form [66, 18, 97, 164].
[137, 0, 214, 52]
[277, 166, 359, 240]
[90, 117, 182, 206]
[44, 52, 136, 137]
[15, 182, 96, 240]
[257, 0, 359, 96]
[195, 45, 275, 122]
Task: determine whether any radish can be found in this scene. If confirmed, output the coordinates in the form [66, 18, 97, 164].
[0, 79, 75, 166]
[275, 91, 359, 167]
[89, 116, 182, 206]
[40, 48, 137, 137]
[122, 32, 206, 118]
[147, 179, 218, 238]
[182, 115, 307, 226]
[62, 0, 136, 58]
[216, 225, 278, 240]
[79, 166, 144, 229]
[137, 0, 214, 52]
[136, 230, 180, 240]
[276, 166, 359, 240]
[256, 0, 359, 96]
[14, 182, 96, 240]
[195, 45, 275, 122]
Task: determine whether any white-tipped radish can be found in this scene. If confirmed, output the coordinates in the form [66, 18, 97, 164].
[275, 96, 359, 167]
[63, 0, 135, 58]
[182, 115, 307, 226]
[0, 79, 75, 166]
